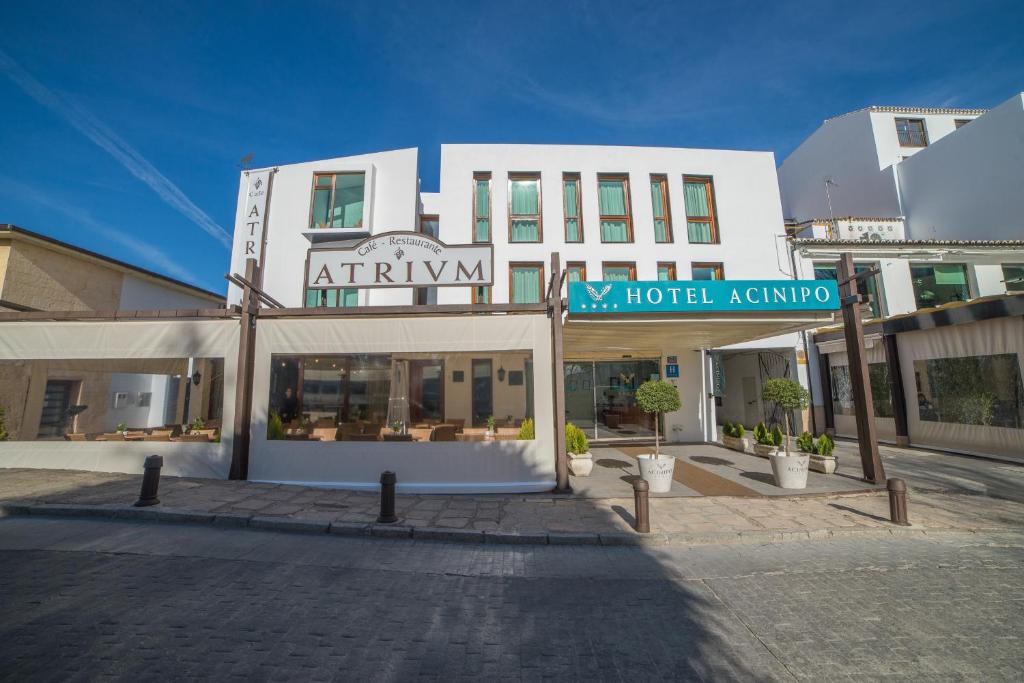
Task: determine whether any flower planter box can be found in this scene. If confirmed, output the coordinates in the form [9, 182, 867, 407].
[752, 443, 778, 458]
[637, 454, 676, 493]
[809, 453, 837, 474]
[769, 453, 810, 489]
[721, 435, 748, 453]
[568, 452, 593, 477]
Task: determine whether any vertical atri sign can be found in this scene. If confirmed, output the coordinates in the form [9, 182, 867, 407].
[241, 170, 272, 261]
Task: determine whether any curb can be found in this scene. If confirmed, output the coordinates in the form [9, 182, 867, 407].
[2, 502, 1020, 548]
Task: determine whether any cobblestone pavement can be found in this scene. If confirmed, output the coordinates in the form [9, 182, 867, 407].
[2, 466, 1023, 540]
[0, 517, 1021, 681]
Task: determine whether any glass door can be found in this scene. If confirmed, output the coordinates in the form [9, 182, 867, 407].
[564, 362, 596, 436]
[471, 359, 493, 426]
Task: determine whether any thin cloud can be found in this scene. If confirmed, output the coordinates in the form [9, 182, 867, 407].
[0, 49, 232, 249]
[0, 175, 203, 286]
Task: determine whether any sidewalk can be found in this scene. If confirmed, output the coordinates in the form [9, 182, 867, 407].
[2, 467, 1023, 546]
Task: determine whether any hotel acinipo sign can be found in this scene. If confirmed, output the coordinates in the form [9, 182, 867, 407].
[568, 280, 840, 313]
[307, 232, 494, 289]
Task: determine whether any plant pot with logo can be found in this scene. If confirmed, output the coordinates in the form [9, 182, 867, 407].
[720, 422, 749, 453]
[769, 452, 810, 489]
[566, 423, 593, 477]
[634, 379, 681, 493]
[760, 378, 812, 489]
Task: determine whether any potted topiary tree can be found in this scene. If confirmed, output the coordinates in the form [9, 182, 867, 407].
[761, 378, 811, 489]
[634, 379, 681, 493]
[565, 422, 593, 476]
[721, 421, 748, 453]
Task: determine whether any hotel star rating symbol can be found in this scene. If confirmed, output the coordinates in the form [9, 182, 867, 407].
[584, 283, 616, 310]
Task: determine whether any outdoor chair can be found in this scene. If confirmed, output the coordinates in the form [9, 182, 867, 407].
[430, 424, 458, 441]
[64, 433, 87, 441]
[446, 418, 466, 432]
[408, 427, 433, 442]
[311, 426, 338, 441]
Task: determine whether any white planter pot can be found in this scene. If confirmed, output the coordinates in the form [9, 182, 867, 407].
[769, 453, 810, 489]
[752, 443, 778, 458]
[809, 454, 837, 474]
[568, 452, 593, 477]
[721, 435, 748, 453]
[637, 454, 676, 493]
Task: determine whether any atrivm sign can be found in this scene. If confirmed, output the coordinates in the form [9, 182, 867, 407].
[240, 169, 272, 260]
[568, 280, 840, 314]
[307, 232, 494, 289]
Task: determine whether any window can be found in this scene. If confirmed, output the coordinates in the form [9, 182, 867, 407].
[566, 262, 587, 283]
[954, 118, 972, 129]
[915, 354, 1023, 429]
[814, 262, 882, 318]
[895, 118, 928, 147]
[650, 175, 673, 242]
[657, 262, 676, 281]
[683, 176, 718, 243]
[471, 286, 491, 304]
[509, 263, 544, 304]
[563, 174, 583, 243]
[415, 215, 439, 305]
[1002, 264, 1024, 292]
[473, 173, 491, 243]
[830, 363, 894, 418]
[310, 172, 366, 230]
[691, 262, 723, 281]
[419, 214, 439, 239]
[602, 262, 636, 281]
[508, 173, 542, 242]
[597, 175, 633, 242]
[910, 263, 970, 309]
[305, 288, 359, 308]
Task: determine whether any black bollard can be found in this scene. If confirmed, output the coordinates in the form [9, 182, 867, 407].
[377, 471, 398, 524]
[134, 454, 163, 507]
[887, 478, 910, 526]
[633, 478, 650, 533]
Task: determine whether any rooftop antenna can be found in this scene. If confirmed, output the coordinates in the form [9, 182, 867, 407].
[823, 176, 838, 240]
[238, 152, 254, 170]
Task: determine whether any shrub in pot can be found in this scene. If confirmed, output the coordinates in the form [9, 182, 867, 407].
[566, 423, 593, 476]
[721, 421, 748, 453]
[809, 433, 837, 474]
[634, 379, 681, 493]
[752, 422, 777, 457]
[517, 418, 535, 440]
[761, 378, 811, 489]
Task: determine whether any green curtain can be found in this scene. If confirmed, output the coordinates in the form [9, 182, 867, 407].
[652, 180, 669, 241]
[567, 268, 583, 282]
[603, 267, 631, 282]
[683, 181, 709, 217]
[601, 221, 629, 242]
[657, 266, 671, 281]
[934, 264, 967, 285]
[564, 180, 580, 241]
[511, 267, 541, 303]
[475, 219, 490, 242]
[687, 221, 713, 243]
[511, 220, 539, 241]
[510, 179, 538, 215]
[305, 289, 321, 307]
[474, 179, 490, 241]
[311, 189, 331, 229]
[566, 219, 580, 241]
[340, 289, 358, 307]
[598, 180, 626, 215]
[654, 220, 668, 242]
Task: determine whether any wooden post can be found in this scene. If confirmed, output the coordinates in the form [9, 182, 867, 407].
[549, 252, 570, 493]
[883, 334, 910, 447]
[838, 253, 886, 484]
[229, 258, 259, 480]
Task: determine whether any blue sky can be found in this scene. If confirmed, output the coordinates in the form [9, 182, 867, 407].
[2, 1, 1022, 293]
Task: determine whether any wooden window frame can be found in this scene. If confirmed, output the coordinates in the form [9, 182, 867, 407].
[683, 175, 720, 244]
[508, 262, 545, 304]
[650, 174, 673, 243]
[507, 172, 543, 243]
[563, 173, 583, 243]
[309, 171, 366, 230]
[657, 261, 677, 281]
[601, 261, 637, 281]
[895, 118, 929, 147]
[471, 285, 492, 304]
[473, 172, 492, 243]
[566, 261, 587, 284]
[597, 174, 634, 243]
[691, 262, 724, 280]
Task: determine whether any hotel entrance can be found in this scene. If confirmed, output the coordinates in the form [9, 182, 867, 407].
[564, 360, 660, 440]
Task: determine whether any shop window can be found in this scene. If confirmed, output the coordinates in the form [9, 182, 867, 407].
[650, 174, 673, 243]
[683, 175, 718, 244]
[566, 262, 586, 283]
[563, 174, 583, 243]
[602, 262, 636, 281]
[0, 357, 224, 442]
[597, 175, 633, 242]
[1002, 264, 1024, 292]
[914, 354, 1024, 429]
[815, 262, 882, 317]
[691, 262, 724, 281]
[305, 288, 358, 308]
[657, 262, 676, 281]
[266, 352, 535, 440]
[910, 263, 970, 309]
[895, 118, 928, 147]
[415, 215, 439, 305]
[509, 263, 544, 304]
[310, 172, 365, 230]
[829, 363, 893, 418]
[508, 173, 542, 242]
[473, 172, 491, 243]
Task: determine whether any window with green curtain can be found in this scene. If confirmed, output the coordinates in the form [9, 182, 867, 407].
[651, 176, 671, 242]
[910, 263, 969, 309]
[474, 176, 490, 242]
[657, 264, 673, 281]
[331, 174, 365, 228]
[1003, 264, 1024, 292]
[567, 265, 585, 282]
[473, 286, 491, 304]
[598, 177, 630, 242]
[814, 263, 881, 317]
[684, 177, 716, 243]
[563, 176, 581, 242]
[509, 176, 540, 242]
[305, 289, 322, 307]
[602, 265, 633, 281]
[510, 265, 542, 303]
[691, 264, 722, 281]
[304, 288, 358, 308]
[340, 288, 358, 307]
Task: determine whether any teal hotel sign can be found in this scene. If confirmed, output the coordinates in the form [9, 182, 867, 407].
[568, 280, 841, 314]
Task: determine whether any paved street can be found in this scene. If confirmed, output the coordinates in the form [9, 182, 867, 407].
[1, 516, 1022, 681]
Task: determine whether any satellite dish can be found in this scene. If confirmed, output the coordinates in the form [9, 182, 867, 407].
[239, 153, 254, 169]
